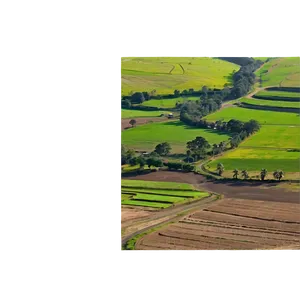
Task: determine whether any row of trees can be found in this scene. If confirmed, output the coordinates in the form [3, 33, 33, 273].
[216, 163, 285, 181]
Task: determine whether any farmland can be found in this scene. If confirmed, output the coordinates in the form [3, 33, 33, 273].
[140, 96, 199, 109]
[121, 120, 232, 152]
[121, 109, 171, 118]
[240, 98, 300, 109]
[121, 57, 238, 95]
[135, 198, 300, 250]
[206, 148, 300, 172]
[121, 179, 209, 209]
[204, 106, 300, 125]
[240, 125, 300, 149]
[254, 90, 300, 100]
[255, 57, 300, 87]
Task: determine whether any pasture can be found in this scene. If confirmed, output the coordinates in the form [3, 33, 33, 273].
[255, 57, 300, 87]
[140, 96, 199, 109]
[121, 120, 232, 153]
[240, 98, 300, 108]
[240, 125, 300, 149]
[121, 57, 238, 95]
[204, 106, 300, 125]
[121, 109, 170, 118]
[207, 148, 300, 172]
[121, 179, 209, 209]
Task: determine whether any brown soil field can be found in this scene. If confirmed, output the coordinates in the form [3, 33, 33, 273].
[121, 206, 152, 223]
[122, 117, 168, 130]
[136, 198, 300, 250]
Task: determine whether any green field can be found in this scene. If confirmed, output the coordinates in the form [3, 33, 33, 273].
[254, 90, 300, 99]
[122, 179, 194, 190]
[205, 106, 300, 125]
[255, 57, 300, 87]
[207, 148, 300, 172]
[121, 57, 238, 95]
[241, 98, 300, 108]
[121, 121, 232, 153]
[121, 109, 170, 118]
[121, 179, 209, 208]
[253, 57, 271, 62]
[140, 96, 200, 109]
[240, 125, 300, 149]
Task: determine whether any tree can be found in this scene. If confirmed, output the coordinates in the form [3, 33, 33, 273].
[212, 144, 219, 156]
[121, 99, 131, 108]
[129, 119, 136, 128]
[218, 141, 226, 152]
[154, 142, 171, 156]
[273, 170, 284, 181]
[146, 157, 163, 169]
[142, 92, 150, 100]
[233, 169, 239, 179]
[230, 135, 241, 149]
[244, 119, 261, 135]
[138, 156, 146, 169]
[131, 92, 145, 104]
[186, 136, 210, 160]
[129, 156, 138, 166]
[241, 170, 249, 180]
[217, 163, 224, 176]
[186, 150, 192, 162]
[174, 90, 180, 97]
[260, 169, 268, 181]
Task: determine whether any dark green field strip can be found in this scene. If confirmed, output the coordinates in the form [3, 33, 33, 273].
[253, 95, 300, 102]
[266, 87, 300, 93]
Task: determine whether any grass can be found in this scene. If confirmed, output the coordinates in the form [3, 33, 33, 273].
[204, 106, 300, 125]
[240, 125, 300, 149]
[207, 148, 300, 172]
[122, 179, 194, 190]
[132, 193, 187, 203]
[140, 96, 200, 109]
[121, 57, 238, 95]
[255, 57, 300, 87]
[122, 109, 170, 118]
[255, 90, 300, 99]
[240, 98, 300, 108]
[121, 120, 232, 153]
[253, 57, 271, 62]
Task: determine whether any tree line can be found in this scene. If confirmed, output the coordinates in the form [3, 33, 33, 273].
[216, 163, 284, 181]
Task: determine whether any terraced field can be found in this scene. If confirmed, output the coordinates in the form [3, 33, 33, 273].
[121, 57, 238, 95]
[205, 106, 300, 125]
[121, 180, 209, 209]
[240, 98, 300, 109]
[254, 90, 300, 100]
[136, 198, 300, 250]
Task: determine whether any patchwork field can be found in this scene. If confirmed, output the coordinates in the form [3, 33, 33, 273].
[240, 98, 300, 108]
[255, 57, 300, 87]
[121, 57, 238, 95]
[140, 96, 200, 109]
[121, 109, 171, 118]
[121, 120, 232, 153]
[204, 106, 300, 125]
[121, 180, 209, 209]
[135, 198, 300, 250]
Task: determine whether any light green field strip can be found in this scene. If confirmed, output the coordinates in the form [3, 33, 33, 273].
[241, 98, 300, 108]
[121, 179, 194, 190]
[121, 199, 171, 208]
[132, 193, 187, 203]
[140, 96, 200, 109]
[255, 90, 300, 99]
[121, 109, 171, 118]
[122, 188, 204, 198]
